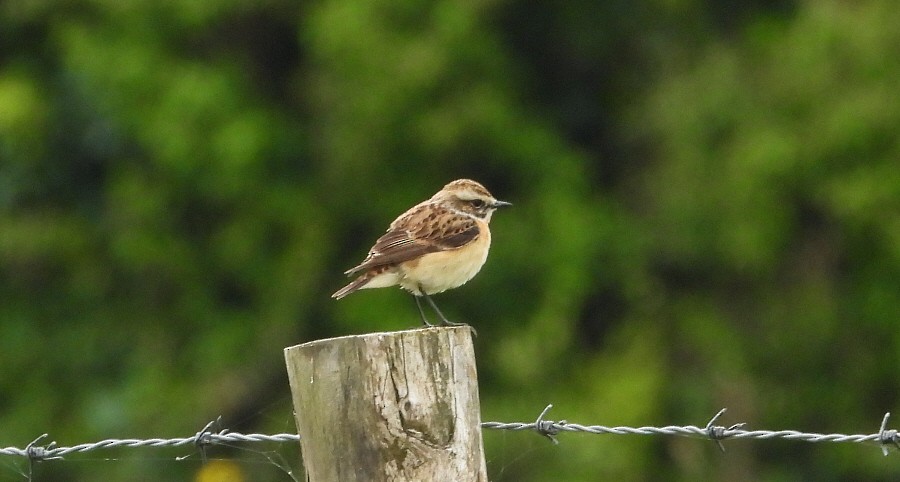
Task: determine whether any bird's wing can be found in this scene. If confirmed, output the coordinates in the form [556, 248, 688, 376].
[344, 205, 480, 275]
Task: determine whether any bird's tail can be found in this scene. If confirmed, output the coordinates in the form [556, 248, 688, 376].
[331, 274, 371, 299]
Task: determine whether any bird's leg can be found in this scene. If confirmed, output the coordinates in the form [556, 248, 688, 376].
[425, 295, 461, 327]
[415, 285, 475, 335]
[418, 289, 463, 327]
[413, 295, 435, 327]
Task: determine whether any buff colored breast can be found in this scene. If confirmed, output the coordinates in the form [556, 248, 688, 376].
[398, 221, 492, 295]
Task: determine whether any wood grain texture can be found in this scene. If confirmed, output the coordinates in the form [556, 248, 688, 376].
[284, 326, 487, 481]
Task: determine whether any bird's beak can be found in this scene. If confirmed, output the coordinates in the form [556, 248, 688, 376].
[492, 200, 512, 208]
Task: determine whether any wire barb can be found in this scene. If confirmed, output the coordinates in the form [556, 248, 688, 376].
[534, 404, 564, 445]
[704, 408, 747, 453]
[24, 434, 61, 462]
[24, 433, 62, 480]
[878, 412, 900, 456]
[195, 417, 224, 463]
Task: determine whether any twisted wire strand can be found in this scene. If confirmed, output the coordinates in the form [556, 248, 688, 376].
[1, 433, 302, 459]
[480, 421, 881, 443]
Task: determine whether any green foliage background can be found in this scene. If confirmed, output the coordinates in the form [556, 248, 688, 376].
[2, 0, 899, 480]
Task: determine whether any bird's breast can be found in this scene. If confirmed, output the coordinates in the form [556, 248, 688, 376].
[399, 226, 491, 295]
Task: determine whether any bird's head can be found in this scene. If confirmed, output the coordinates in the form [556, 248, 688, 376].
[433, 179, 511, 222]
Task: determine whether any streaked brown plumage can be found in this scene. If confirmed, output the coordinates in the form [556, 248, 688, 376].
[332, 179, 510, 326]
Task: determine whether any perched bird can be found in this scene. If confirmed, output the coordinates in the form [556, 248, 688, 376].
[332, 179, 510, 327]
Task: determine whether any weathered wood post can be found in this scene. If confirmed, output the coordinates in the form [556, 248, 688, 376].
[284, 326, 487, 481]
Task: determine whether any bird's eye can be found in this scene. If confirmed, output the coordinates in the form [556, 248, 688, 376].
[469, 199, 486, 208]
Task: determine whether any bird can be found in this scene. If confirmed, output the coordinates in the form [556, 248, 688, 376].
[332, 179, 510, 327]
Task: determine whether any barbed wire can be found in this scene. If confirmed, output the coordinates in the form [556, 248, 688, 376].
[483, 406, 900, 455]
[0, 430, 301, 460]
[2, 405, 898, 467]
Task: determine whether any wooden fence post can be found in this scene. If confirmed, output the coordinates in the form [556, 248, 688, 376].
[284, 326, 488, 481]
